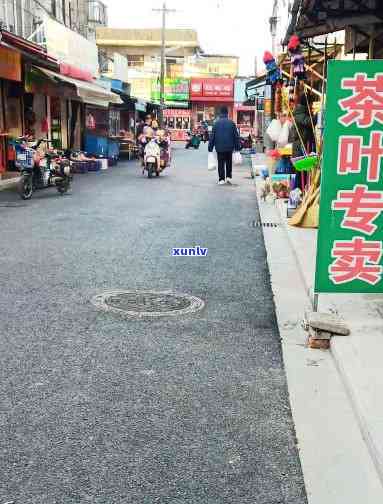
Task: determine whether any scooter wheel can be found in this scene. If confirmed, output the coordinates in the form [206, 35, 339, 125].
[18, 174, 33, 200]
[57, 179, 70, 195]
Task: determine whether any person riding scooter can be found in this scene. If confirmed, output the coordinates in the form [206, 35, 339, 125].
[138, 126, 154, 165]
[156, 129, 171, 170]
[143, 134, 161, 178]
[185, 129, 201, 150]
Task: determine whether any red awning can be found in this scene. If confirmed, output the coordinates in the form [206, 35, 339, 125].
[1, 30, 57, 65]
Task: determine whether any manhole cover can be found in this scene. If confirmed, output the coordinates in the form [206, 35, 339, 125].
[91, 290, 205, 318]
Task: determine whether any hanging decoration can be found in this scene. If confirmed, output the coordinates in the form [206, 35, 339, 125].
[274, 81, 283, 114]
[263, 51, 282, 85]
[288, 35, 306, 80]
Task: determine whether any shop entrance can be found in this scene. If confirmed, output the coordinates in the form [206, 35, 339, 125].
[50, 96, 62, 149]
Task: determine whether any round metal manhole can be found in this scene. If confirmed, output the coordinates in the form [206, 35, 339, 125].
[91, 290, 205, 318]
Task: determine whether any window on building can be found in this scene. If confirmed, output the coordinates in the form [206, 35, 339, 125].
[166, 58, 176, 77]
[88, 0, 107, 24]
[98, 49, 110, 74]
[127, 55, 144, 68]
[51, 0, 56, 18]
[109, 109, 120, 137]
[237, 111, 255, 127]
[69, 0, 72, 28]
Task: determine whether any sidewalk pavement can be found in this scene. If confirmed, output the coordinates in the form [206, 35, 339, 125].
[254, 177, 383, 503]
[0, 175, 20, 191]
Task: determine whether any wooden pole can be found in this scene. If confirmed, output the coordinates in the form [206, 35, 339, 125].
[368, 26, 376, 59]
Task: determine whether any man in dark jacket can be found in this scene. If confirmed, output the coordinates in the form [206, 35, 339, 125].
[208, 106, 241, 185]
[288, 95, 315, 157]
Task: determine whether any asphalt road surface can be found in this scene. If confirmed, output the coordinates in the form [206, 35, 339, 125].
[0, 145, 307, 504]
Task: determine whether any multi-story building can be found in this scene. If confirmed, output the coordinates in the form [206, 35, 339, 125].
[183, 54, 239, 79]
[96, 28, 241, 139]
[0, 0, 118, 178]
[96, 28, 201, 101]
[96, 28, 239, 84]
[87, 0, 108, 41]
[0, 0, 107, 41]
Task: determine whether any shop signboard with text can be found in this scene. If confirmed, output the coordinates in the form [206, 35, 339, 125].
[151, 79, 189, 103]
[190, 78, 234, 102]
[163, 109, 191, 141]
[44, 16, 99, 77]
[315, 61, 383, 293]
[130, 78, 152, 101]
[234, 79, 251, 103]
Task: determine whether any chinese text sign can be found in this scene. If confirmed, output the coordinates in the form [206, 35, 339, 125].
[315, 61, 383, 293]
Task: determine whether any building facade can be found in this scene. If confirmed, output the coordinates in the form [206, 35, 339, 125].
[0, 0, 120, 181]
[96, 28, 201, 102]
[183, 54, 239, 79]
[0, 0, 107, 41]
[190, 78, 235, 125]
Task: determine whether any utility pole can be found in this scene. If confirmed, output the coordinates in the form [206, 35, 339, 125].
[269, 0, 279, 55]
[153, 2, 176, 126]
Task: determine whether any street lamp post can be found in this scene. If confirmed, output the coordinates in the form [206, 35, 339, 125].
[153, 2, 176, 126]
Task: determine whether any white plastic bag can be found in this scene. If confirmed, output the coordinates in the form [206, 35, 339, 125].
[266, 119, 282, 142]
[276, 121, 291, 147]
[233, 151, 243, 166]
[208, 152, 217, 171]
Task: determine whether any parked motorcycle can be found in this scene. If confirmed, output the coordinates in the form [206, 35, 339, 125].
[185, 131, 201, 150]
[14, 138, 72, 200]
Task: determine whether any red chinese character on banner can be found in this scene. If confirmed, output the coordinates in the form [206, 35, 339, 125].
[338, 132, 383, 182]
[339, 73, 383, 127]
[332, 185, 383, 235]
[329, 237, 382, 285]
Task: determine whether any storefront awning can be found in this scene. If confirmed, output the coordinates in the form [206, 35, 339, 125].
[135, 99, 147, 112]
[35, 67, 123, 107]
[284, 0, 383, 43]
[152, 100, 189, 109]
[245, 77, 266, 99]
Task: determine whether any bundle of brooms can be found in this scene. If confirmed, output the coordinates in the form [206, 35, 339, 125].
[287, 86, 322, 229]
[288, 166, 321, 228]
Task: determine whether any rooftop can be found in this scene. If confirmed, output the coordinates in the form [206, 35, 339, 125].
[96, 28, 200, 48]
[200, 54, 239, 60]
[284, 0, 383, 42]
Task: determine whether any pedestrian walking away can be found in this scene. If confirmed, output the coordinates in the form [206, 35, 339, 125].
[208, 106, 241, 185]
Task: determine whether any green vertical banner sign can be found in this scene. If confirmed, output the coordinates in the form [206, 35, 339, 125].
[315, 60, 383, 293]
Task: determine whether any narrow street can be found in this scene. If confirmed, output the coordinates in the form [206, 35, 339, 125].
[0, 145, 307, 503]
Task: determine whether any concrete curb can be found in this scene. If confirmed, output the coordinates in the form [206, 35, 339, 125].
[270, 192, 383, 489]
[0, 176, 20, 191]
[254, 177, 383, 503]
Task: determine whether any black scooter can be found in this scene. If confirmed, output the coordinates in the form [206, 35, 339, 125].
[16, 139, 72, 200]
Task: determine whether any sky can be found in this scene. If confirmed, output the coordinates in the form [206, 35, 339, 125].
[103, 0, 273, 76]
